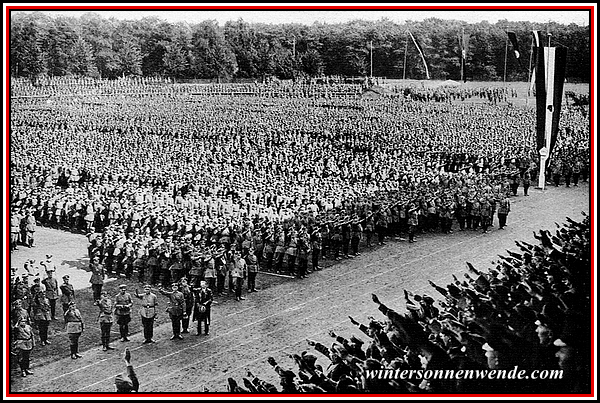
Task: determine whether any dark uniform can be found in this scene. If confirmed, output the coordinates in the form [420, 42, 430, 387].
[160, 284, 187, 339]
[192, 283, 213, 335]
[114, 287, 133, 341]
[59, 276, 75, 317]
[97, 293, 114, 351]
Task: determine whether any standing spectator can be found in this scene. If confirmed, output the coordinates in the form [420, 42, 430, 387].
[192, 280, 213, 336]
[59, 275, 75, 318]
[89, 255, 105, 302]
[160, 282, 186, 340]
[42, 270, 59, 320]
[96, 290, 115, 351]
[135, 285, 159, 344]
[114, 284, 133, 342]
[497, 195, 511, 230]
[64, 301, 84, 359]
[13, 318, 35, 377]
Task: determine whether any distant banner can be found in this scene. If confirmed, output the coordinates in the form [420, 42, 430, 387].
[408, 31, 430, 79]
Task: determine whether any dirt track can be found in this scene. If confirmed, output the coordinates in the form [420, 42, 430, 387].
[9, 184, 590, 394]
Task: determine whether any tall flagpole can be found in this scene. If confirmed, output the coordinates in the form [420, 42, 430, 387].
[503, 28, 509, 82]
[370, 40, 373, 78]
[458, 27, 466, 82]
[526, 34, 534, 106]
[403, 32, 408, 80]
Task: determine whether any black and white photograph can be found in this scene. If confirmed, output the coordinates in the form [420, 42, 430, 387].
[4, 3, 595, 397]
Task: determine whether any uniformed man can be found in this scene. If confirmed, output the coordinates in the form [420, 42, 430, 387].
[497, 195, 511, 229]
[179, 277, 194, 334]
[58, 275, 75, 318]
[11, 209, 22, 251]
[114, 284, 133, 342]
[96, 290, 115, 351]
[310, 228, 322, 271]
[231, 250, 247, 301]
[31, 290, 52, 346]
[42, 269, 59, 320]
[246, 247, 259, 292]
[407, 203, 419, 243]
[23, 210, 37, 248]
[160, 282, 187, 340]
[192, 280, 213, 336]
[134, 285, 158, 344]
[89, 255, 105, 302]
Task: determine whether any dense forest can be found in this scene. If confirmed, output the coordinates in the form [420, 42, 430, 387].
[9, 11, 591, 82]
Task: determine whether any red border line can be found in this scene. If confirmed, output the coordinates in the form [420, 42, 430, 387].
[4, 4, 596, 399]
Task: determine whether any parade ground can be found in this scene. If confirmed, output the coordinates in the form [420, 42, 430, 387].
[8, 183, 590, 393]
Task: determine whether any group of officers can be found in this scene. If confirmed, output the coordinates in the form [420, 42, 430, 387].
[96, 278, 214, 350]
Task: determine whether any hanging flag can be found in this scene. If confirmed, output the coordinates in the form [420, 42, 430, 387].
[507, 31, 521, 60]
[408, 31, 430, 79]
[534, 36, 568, 172]
[529, 31, 545, 96]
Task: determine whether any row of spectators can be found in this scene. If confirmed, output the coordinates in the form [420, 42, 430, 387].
[226, 214, 591, 394]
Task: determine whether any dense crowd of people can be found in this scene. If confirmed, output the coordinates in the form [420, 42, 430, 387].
[9, 76, 590, 392]
[226, 214, 591, 393]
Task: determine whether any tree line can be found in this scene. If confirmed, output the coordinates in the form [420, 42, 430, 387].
[9, 12, 591, 82]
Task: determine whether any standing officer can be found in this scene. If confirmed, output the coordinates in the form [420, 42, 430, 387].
[23, 210, 37, 248]
[134, 285, 158, 344]
[114, 284, 133, 342]
[231, 250, 247, 301]
[31, 289, 52, 346]
[42, 269, 59, 320]
[89, 255, 105, 302]
[310, 228, 322, 271]
[407, 203, 419, 243]
[246, 246, 259, 292]
[11, 208, 22, 251]
[160, 283, 187, 340]
[96, 290, 115, 351]
[497, 195, 511, 229]
[179, 277, 194, 334]
[192, 280, 213, 336]
[59, 275, 75, 318]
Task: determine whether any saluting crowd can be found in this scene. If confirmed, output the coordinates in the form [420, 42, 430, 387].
[226, 214, 591, 394]
[9, 76, 590, 391]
